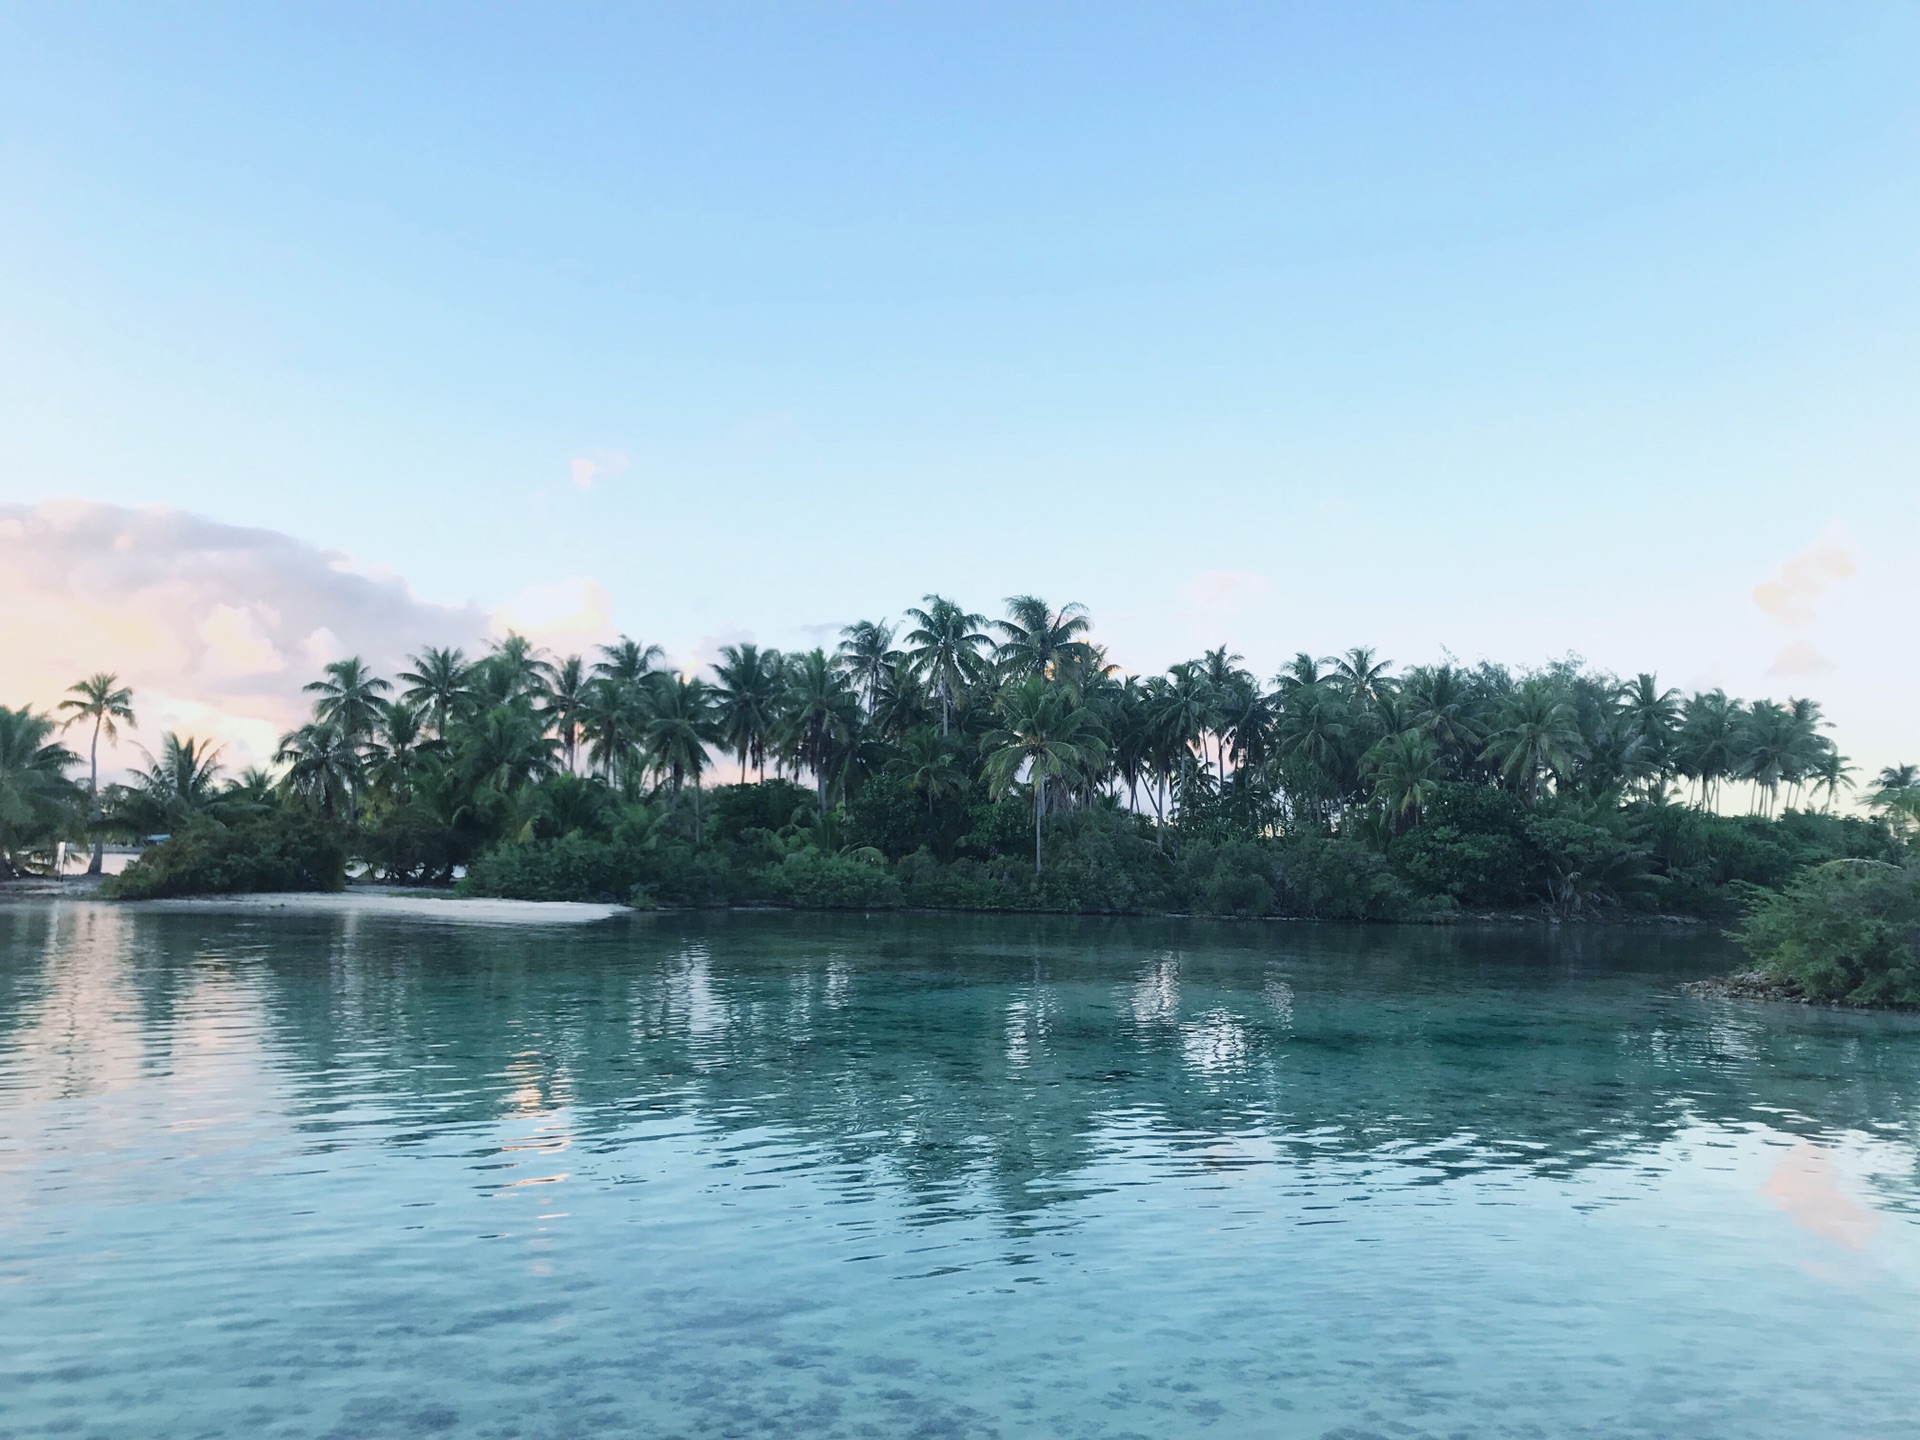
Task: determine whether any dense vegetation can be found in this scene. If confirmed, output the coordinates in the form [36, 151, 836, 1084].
[6, 594, 1914, 914]
[1734, 860, 1920, 1006]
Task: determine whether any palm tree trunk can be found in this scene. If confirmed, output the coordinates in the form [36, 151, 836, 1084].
[1034, 772, 1045, 874]
[86, 718, 104, 875]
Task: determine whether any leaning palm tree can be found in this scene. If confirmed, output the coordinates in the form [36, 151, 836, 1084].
[980, 678, 1106, 874]
[58, 673, 136, 874]
[303, 657, 391, 746]
[712, 643, 785, 782]
[901, 595, 991, 735]
[0, 707, 81, 878]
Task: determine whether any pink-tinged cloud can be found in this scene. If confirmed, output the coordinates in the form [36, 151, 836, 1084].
[1753, 537, 1857, 627]
[1769, 640, 1836, 678]
[1762, 1142, 1880, 1251]
[2, 501, 488, 774]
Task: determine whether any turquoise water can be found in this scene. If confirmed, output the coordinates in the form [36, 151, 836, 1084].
[4, 904, 1919, 1438]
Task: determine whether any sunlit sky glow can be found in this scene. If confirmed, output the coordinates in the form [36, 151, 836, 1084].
[2, 4, 1915, 783]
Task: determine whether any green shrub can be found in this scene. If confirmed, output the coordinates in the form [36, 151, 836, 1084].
[108, 816, 348, 899]
[1275, 835, 1411, 920]
[459, 835, 642, 903]
[768, 849, 902, 909]
[1734, 860, 1920, 1006]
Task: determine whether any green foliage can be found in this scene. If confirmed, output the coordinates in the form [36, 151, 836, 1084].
[1735, 861, 1920, 1006]
[766, 849, 902, 909]
[1272, 835, 1413, 920]
[457, 834, 646, 904]
[107, 816, 348, 899]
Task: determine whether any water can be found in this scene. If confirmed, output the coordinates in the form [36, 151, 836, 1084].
[3, 903, 1918, 1439]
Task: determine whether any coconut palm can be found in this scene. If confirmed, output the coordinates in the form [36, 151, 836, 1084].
[642, 674, 717, 795]
[1365, 730, 1443, 827]
[836, 621, 899, 712]
[713, 643, 786, 781]
[128, 733, 227, 831]
[1481, 678, 1583, 800]
[994, 597, 1094, 682]
[303, 657, 391, 746]
[901, 595, 991, 735]
[398, 648, 475, 737]
[480, 633, 554, 704]
[981, 678, 1106, 874]
[779, 650, 862, 814]
[1327, 647, 1393, 714]
[0, 707, 80, 877]
[1676, 689, 1740, 812]
[58, 673, 135, 874]
[891, 727, 967, 821]
[543, 655, 592, 775]
[275, 723, 359, 819]
[594, 636, 664, 686]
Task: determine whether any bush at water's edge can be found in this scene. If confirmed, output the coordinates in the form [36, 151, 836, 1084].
[1733, 860, 1920, 1007]
[106, 817, 349, 900]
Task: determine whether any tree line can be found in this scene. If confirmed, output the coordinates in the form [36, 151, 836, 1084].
[3, 593, 1915, 913]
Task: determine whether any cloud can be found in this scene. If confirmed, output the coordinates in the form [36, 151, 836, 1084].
[491, 576, 615, 656]
[1, 501, 488, 773]
[1769, 640, 1835, 678]
[1753, 536, 1857, 627]
[569, 451, 629, 490]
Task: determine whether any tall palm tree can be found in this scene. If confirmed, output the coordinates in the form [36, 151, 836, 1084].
[1619, 673, 1681, 798]
[1676, 689, 1740, 812]
[980, 678, 1106, 874]
[780, 650, 862, 814]
[994, 597, 1094, 682]
[642, 674, 717, 795]
[891, 727, 967, 822]
[58, 673, 135, 874]
[836, 621, 899, 712]
[303, 657, 391, 746]
[1327, 647, 1393, 715]
[901, 595, 991, 735]
[481, 633, 555, 704]
[543, 655, 592, 775]
[713, 643, 786, 781]
[398, 648, 474, 737]
[0, 707, 80, 878]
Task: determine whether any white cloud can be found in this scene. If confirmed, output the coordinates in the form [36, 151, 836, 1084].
[1, 500, 488, 773]
[491, 576, 615, 657]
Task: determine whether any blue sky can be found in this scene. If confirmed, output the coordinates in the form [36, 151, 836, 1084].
[2, 4, 1916, 773]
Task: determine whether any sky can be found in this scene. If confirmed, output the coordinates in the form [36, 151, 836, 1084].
[2, 3, 1916, 785]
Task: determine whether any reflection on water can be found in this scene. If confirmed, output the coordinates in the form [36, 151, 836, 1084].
[3, 903, 1919, 1438]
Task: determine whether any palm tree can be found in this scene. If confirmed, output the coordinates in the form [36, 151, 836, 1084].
[780, 650, 862, 814]
[712, 643, 785, 781]
[544, 655, 592, 775]
[481, 633, 554, 704]
[129, 733, 226, 832]
[1676, 689, 1740, 812]
[980, 678, 1105, 874]
[1365, 730, 1442, 827]
[581, 676, 645, 791]
[303, 657, 391, 746]
[994, 597, 1094, 682]
[58, 673, 135, 874]
[836, 621, 899, 712]
[595, 635, 664, 686]
[1481, 678, 1583, 801]
[398, 648, 474, 737]
[891, 727, 967, 822]
[642, 674, 717, 795]
[0, 707, 80, 878]
[276, 722, 360, 819]
[901, 595, 991, 735]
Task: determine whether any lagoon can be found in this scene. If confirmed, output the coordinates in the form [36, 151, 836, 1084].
[3, 904, 1918, 1438]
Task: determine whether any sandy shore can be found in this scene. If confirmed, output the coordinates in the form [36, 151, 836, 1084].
[112, 890, 629, 926]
